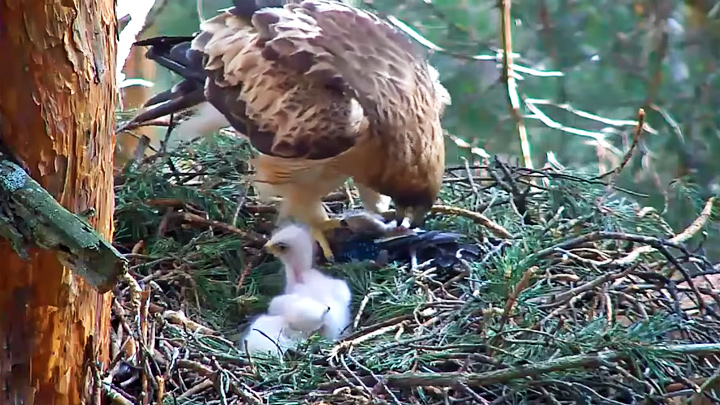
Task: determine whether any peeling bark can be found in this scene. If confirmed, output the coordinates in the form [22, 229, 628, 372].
[0, 0, 117, 403]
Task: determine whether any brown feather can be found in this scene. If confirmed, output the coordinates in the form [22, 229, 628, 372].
[184, 0, 450, 233]
[191, 9, 363, 161]
[247, 0, 449, 204]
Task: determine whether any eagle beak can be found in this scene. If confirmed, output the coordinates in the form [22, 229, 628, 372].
[406, 205, 432, 229]
[409, 217, 425, 229]
[394, 206, 409, 228]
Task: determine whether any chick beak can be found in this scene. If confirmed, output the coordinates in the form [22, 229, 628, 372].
[263, 241, 279, 256]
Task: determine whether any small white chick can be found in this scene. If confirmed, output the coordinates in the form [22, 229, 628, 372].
[241, 314, 300, 357]
[264, 223, 353, 340]
[241, 292, 331, 358]
[267, 293, 330, 333]
[291, 280, 351, 340]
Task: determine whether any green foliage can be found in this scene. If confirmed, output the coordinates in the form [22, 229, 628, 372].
[113, 133, 720, 403]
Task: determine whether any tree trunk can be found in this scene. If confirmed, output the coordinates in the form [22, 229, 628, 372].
[0, 0, 117, 403]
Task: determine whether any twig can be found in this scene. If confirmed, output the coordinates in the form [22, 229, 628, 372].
[430, 205, 512, 239]
[523, 98, 622, 155]
[693, 367, 720, 404]
[615, 197, 716, 265]
[330, 320, 410, 359]
[346, 352, 402, 405]
[523, 231, 695, 267]
[176, 379, 214, 399]
[104, 386, 135, 405]
[524, 98, 657, 134]
[446, 133, 491, 159]
[491, 267, 537, 351]
[119, 135, 151, 176]
[499, 0, 532, 170]
[598, 108, 646, 182]
[538, 264, 638, 309]
[383, 343, 720, 388]
[169, 212, 267, 245]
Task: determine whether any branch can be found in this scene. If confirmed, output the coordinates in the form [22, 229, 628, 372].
[0, 154, 127, 293]
[384, 343, 720, 388]
[499, 0, 532, 170]
[615, 196, 716, 265]
[431, 205, 513, 239]
[598, 108, 646, 181]
[167, 212, 267, 246]
[521, 230, 698, 269]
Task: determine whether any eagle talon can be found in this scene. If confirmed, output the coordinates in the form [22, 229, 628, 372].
[319, 218, 343, 231]
[311, 225, 337, 262]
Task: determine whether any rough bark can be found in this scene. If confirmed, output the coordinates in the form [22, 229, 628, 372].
[0, 0, 117, 403]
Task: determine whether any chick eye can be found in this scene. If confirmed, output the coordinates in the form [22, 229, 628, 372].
[275, 242, 288, 252]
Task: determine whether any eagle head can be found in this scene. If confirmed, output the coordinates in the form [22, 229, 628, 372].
[392, 188, 437, 229]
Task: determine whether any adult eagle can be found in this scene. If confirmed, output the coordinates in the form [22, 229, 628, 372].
[121, 0, 451, 261]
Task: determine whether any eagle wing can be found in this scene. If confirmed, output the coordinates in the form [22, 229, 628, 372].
[249, 0, 436, 135]
[190, 4, 365, 163]
[242, 0, 451, 198]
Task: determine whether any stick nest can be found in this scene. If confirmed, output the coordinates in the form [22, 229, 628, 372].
[106, 131, 720, 404]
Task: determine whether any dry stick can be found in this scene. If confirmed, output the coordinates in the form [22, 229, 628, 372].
[155, 376, 165, 405]
[177, 379, 214, 400]
[169, 212, 267, 245]
[490, 267, 537, 353]
[499, 0, 532, 170]
[598, 108, 646, 182]
[138, 287, 151, 405]
[462, 157, 479, 195]
[693, 367, 720, 404]
[105, 387, 135, 405]
[615, 197, 716, 311]
[430, 205, 513, 239]
[382, 343, 720, 388]
[615, 196, 716, 266]
[538, 264, 638, 310]
[330, 319, 411, 359]
[445, 132, 491, 159]
[118, 134, 151, 177]
[525, 231, 694, 267]
[211, 358, 230, 405]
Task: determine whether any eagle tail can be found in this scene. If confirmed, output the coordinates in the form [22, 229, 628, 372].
[135, 36, 205, 83]
[117, 35, 211, 133]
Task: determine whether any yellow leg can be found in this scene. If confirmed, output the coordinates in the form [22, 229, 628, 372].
[311, 218, 343, 262]
[278, 189, 343, 262]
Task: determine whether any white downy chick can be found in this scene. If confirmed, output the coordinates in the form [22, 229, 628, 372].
[241, 292, 332, 357]
[240, 314, 301, 358]
[267, 293, 329, 333]
[264, 224, 353, 340]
